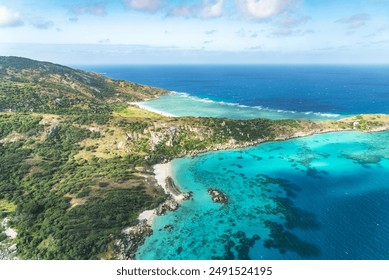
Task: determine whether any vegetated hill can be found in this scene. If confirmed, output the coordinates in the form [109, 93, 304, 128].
[1, 57, 389, 260]
[0, 56, 168, 115]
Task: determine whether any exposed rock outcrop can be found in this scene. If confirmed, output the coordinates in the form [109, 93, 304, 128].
[182, 191, 193, 200]
[116, 220, 153, 260]
[165, 176, 181, 196]
[208, 188, 228, 204]
[155, 199, 180, 215]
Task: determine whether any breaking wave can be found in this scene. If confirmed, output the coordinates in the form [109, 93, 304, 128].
[171, 91, 341, 119]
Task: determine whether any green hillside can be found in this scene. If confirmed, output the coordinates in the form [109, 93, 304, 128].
[0, 56, 167, 116]
[1, 57, 388, 260]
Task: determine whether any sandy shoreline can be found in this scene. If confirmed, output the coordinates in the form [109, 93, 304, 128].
[154, 162, 186, 201]
[137, 210, 155, 226]
[153, 162, 174, 195]
[119, 161, 182, 259]
[130, 102, 177, 117]
[137, 161, 185, 225]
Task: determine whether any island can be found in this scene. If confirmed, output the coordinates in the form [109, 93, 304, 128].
[1, 56, 388, 260]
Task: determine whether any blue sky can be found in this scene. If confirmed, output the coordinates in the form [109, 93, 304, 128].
[0, 0, 388, 64]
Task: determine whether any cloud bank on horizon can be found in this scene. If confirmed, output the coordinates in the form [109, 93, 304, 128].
[0, 0, 388, 64]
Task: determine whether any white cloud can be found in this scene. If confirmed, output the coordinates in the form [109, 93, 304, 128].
[249, 45, 262, 50]
[168, 6, 192, 17]
[236, 28, 259, 38]
[269, 28, 297, 37]
[269, 28, 314, 37]
[31, 19, 54, 30]
[337, 13, 370, 29]
[276, 14, 310, 28]
[235, 0, 296, 20]
[167, 0, 224, 19]
[124, 0, 162, 12]
[205, 29, 217, 35]
[70, 3, 107, 16]
[0, 6, 24, 28]
[98, 38, 111, 44]
[201, 0, 224, 19]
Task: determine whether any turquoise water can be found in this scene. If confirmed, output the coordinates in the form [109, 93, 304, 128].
[82, 65, 389, 116]
[137, 131, 389, 260]
[78, 65, 389, 259]
[140, 93, 343, 120]
[81, 65, 389, 120]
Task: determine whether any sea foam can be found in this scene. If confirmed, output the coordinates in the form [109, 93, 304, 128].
[143, 92, 342, 120]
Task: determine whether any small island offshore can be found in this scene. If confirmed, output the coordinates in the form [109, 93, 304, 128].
[1, 56, 389, 260]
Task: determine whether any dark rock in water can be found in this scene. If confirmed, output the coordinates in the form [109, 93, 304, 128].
[164, 224, 174, 232]
[227, 240, 235, 248]
[176, 247, 183, 254]
[233, 231, 246, 239]
[155, 199, 180, 215]
[213, 231, 261, 260]
[207, 188, 228, 204]
[182, 191, 193, 200]
[212, 239, 235, 260]
[165, 176, 181, 196]
[263, 220, 320, 257]
[236, 244, 250, 260]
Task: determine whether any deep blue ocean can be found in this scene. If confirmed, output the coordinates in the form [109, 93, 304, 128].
[79, 65, 389, 259]
[79, 65, 389, 118]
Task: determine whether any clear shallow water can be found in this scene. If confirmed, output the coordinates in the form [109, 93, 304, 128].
[137, 131, 389, 260]
[78, 65, 389, 259]
[139, 93, 342, 120]
[80, 65, 389, 119]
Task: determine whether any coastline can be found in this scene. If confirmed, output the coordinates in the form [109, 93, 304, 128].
[123, 107, 389, 260]
[137, 161, 186, 225]
[118, 161, 187, 260]
[130, 101, 177, 117]
[115, 161, 183, 260]
[153, 162, 186, 201]
[135, 162, 175, 226]
[133, 110, 389, 226]
[153, 162, 174, 196]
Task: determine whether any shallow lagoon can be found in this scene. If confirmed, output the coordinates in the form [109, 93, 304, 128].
[139, 93, 343, 120]
[137, 131, 389, 260]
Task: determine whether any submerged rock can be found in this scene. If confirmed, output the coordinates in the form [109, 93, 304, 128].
[207, 188, 228, 204]
[164, 224, 174, 232]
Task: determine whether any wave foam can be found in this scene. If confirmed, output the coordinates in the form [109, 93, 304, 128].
[170, 91, 341, 119]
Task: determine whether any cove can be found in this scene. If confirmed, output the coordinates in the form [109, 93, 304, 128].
[137, 131, 389, 260]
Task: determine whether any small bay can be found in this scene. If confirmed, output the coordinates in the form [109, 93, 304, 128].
[137, 131, 389, 260]
[81, 65, 389, 260]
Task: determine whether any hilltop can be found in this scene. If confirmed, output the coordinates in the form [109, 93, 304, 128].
[0, 56, 167, 117]
[1, 57, 389, 260]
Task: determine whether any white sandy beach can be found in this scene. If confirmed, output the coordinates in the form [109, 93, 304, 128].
[130, 102, 177, 117]
[153, 161, 185, 200]
[137, 161, 183, 224]
[137, 210, 155, 226]
[153, 162, 173, 195]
